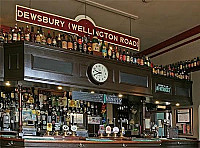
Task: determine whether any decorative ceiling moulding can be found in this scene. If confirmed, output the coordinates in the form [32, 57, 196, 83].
[138, 25, 200, 57]
[75, 0, 139, 20]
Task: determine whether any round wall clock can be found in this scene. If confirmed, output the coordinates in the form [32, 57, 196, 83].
[87, 63, 109, 85]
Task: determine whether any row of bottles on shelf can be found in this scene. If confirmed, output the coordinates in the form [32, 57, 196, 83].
[0, 24, 152, 67]
[0, 24, 198, 81]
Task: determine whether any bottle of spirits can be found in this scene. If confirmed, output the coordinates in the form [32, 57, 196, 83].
[25, 25, 30, 41]
[46, 30, 52, 46]
[77, 36, 83, 52]
[112, 47, 116, 60]
[126, 50, 130, 63]
[12, 24, 18, 42]
[67, 35, 73, 50]
[115, 46, 120, 61]
[20, 27, 25, 41]
[92, 29, 99, 52]
[52, 32, 57, 47]
[130, 52, 133, 63]
[4, 32, 8, 43]
[41, 30, 46, 45]
[73, 35, 78, 51]
[8, 28, 12, 43]
[35, 28, 41, 44]
[122, 49, 126, 62]
[30, 26, 35, 42]
[119, 49, 122, 61]
[57, 34, 62, 48]
[62, 34, 67, 49]
[83, 35, 88, 53]
[17, 27, 21, 41]
[87, 35, 92, 54]
[0, 29, 4, 43]
[101, 39, 107, 58]
[107, 44, 112, 59]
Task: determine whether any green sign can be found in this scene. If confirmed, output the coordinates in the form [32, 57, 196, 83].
[156, 84, 171, 93]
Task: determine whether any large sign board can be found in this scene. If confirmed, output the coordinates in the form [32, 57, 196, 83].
[16, 5, 140, 51]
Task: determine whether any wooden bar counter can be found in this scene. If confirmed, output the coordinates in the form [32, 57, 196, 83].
[0, 136, 199, 148]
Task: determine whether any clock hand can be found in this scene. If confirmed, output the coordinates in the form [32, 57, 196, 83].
[94, 72, 102, 76]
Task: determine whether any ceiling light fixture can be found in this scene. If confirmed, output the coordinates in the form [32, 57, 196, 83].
[155, 101, 159, 104]
[118, 94, 123, 98]
[76, 0, 139, 20]
[57, 86, 63, 90]
[5, 81, 11, 86]
[176, 103, 180, 107]
[165, 102, 171, 105]
[91, 91, 95, 94]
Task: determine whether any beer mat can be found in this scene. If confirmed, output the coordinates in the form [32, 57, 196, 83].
[86, 138, 113, 142]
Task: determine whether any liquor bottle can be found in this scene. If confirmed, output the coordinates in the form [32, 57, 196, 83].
[67, 35, 73, 50]
[73, 35, 78, 51]
[122, 49, 126, 62]
[30, 26, 35, 42]
[92, 29, 99, 52]
[107, 44, 112, 59]
[112, 47, 116, 60]
[77, 36, 83, 52]
[57, 34, 62, 48]
[119, 49, 122, 61]
[197, 57, 200, 66]
[83, 35, 88, 53]
[194, 58, 197, 67]
[35, 28, 41, 44]
[62, 34, 67, 49]
[130, 52, 133, 63]
[126, 50, 130, 63]
[25, 25, 30, 41]
[0, 29, 4, 43]
[46, 30, 52, 46]
[115, 46, 120, 61]
[4, 32, 8, 43]
[52, 32, 57, 47]
[17, 27, 21, 41]
[8, 28, 12, 43]
[12, 23, 18, 42]
[87, 35, 92, 54]
[20, 27, 25, 41]
[41, 30, 46, 45]
[101, 39, 107, 58]
[140, 56, 144, 66]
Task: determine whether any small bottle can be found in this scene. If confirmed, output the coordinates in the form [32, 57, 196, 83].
[122, 49, 126, 62]
[35, 28, 41, 44]
[57, 34, 62, 48]
[25, 25, 30, 41]
[130, 52, 133, 63]
[0, 29, 4, 43]
[4, 32, 8, 43]
[20, 27, 25, 41]
[52, 32, 57, 47]
[87, 35, 92, 54]
[67, 35, 73, 50]
[115, 46, 120, 61]
[62, 34, 67, 49]
[12, 23, 18, 42]
[101, 39, 107, 58]
[119, 48, 123, 61]
[73, 35, 78, 51]
[107, 44, 112, 59]
[83, 35, 88, 53]
[112, 47, 116, 60]
[41, 30, 46, 45]
[126, 50, 130, 63]
[8, 28, 12, 43]
[92, 29, 99, 52]
[30, 26, 35, 42]
[46, 30, 52, 46]
[77, 36, 83, 52]
[17, 27, 21, 41]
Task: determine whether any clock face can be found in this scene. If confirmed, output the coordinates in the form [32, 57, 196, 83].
[89, 63, 108, 84]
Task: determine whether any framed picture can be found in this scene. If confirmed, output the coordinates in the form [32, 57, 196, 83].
[175, 108, 193, 135]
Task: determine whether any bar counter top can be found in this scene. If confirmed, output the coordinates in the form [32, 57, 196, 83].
[0, 136, 199, 148]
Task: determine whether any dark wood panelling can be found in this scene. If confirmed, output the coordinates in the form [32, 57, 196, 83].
[4, 41, 152, 96]
[0, 44, 4, 81]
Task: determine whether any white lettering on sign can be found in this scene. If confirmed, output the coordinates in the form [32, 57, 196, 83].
[17, 10, 65, 27]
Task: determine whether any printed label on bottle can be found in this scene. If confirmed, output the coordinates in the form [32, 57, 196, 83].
[68, 42, 73, 49]
[108, 49, 112, 57]
[25, 34, 30, 41]
[13, 33, 17, 41]
[62, 41, 67, 49]
[102, 48, 107, 57]
[92, 43, 99, 52]
[88, 46, 92, 52]
[17, 34, 21, 41]
[83, 44, 87, 52]
[36, 35, 41, 43]
[74, 42, 77, 50]
[122, 55, 126, 61]
[116, 52, 119, 59]
[52, 39, 56, 46]
[126, 56, 130, 62]
[47, 38, 52, 45]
